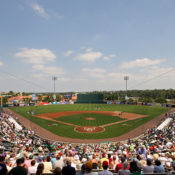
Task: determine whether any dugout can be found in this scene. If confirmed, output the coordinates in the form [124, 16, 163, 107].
[76, 93, 105, 104]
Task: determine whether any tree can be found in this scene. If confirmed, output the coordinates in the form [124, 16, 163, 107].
[2, 96, 8, 104]
[56, 94, 62, 102]
[8, 91, 14, 96]
[128, 98, 134, 103]
[155, 97, 167, 104]
[38, 95, 42, 101]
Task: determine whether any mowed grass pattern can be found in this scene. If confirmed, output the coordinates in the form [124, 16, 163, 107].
[11, 104, 170, 140]
[56, 113, 124, 126]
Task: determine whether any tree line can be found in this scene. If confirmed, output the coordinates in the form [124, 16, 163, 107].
[2, 89, 175, 104]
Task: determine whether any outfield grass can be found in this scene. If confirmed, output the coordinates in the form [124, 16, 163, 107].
[56, 113, 124, 126]
[11, 104, 170, 140]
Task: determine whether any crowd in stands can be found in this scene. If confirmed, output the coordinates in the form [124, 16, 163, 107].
[0, 108, 175, 175]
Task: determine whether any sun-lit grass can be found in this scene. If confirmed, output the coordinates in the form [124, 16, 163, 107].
[11, 104, 169, 140]
[56, 113, 124, 126]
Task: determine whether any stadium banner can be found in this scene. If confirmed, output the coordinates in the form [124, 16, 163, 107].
[32, 94, 36, 101]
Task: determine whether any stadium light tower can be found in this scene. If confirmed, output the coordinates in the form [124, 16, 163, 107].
[52, 76, 57, 101]
[124, 76, 129, 100]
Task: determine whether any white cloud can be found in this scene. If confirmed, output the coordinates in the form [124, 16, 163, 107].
[104, 54, 116, 61]
[82, 68, 106, 78]
[15, 48, 66, 77]
[64, 50, 74, 57]
[31, 2, 49, 19]
[80, 46, 86, 50]
[27, 1, 63, 20]
[0, 61, 3, 66]
[82, 68, 106, 73]
[74, 51, 103, 62]
[57, 77, 70, 81]
[32, 65, 65, 76]
[120, 58, 165, 69]
[14, 48, 56, 64]
[32, 64, 45, 70]
[85, 48, 93, 52]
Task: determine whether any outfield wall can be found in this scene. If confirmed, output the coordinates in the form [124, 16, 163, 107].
[76, 93, 105, 104]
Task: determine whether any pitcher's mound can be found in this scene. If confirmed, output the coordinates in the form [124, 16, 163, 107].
[85, 117, 96, 120]
[75, 126, 104, 133]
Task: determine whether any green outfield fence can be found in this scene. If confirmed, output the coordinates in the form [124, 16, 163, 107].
[75, 93, 105, 104]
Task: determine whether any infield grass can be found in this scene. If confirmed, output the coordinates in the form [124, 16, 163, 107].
[56, 113, 124, 126]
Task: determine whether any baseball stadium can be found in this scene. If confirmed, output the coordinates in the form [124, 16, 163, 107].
[1, 0, 175, 174]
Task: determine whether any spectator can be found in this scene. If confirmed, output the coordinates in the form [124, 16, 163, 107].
[5, 159, 12, 172]
[76, 164, 86, 175]
[62, 160, 76, 175]
[107, 154, 112, 169]
[28, 160, 37, 175]
[118, 162, 131, 175]
[142, 158, 154, 174]
[24, 154, 33, 168]
[53, 167, 62, 175]
[84, 161, 98, 175]
[137, 154, 146, 169]
[115, 157, 129, 173]
[154, 159, 165, 173]
[0, 155, 8, 175]
[129, 158, 141, 174]
[53, 154, 64, 170]
[8, 158, 27, 175]
[99, 154, 109, 170]
[98, 160, 113, 175]
[168, 162, 175, 175]
[137, 145, 147, 160]
[21, 157, 28, 172]
[110, 155, 118, 170]
[36, 163, 44, 175]
[43, 156, 52, 173]
[91, 155, 98, 170]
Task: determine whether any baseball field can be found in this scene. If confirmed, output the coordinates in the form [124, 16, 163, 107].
[10, 104, 169, 142]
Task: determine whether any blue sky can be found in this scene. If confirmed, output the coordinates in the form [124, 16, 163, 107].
[0, 0, 175, 92]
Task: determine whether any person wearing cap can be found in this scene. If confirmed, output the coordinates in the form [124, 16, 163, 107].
[62, 160, 76, 175]
[98, 160, 113, 175]
[99, 153, 109, 170]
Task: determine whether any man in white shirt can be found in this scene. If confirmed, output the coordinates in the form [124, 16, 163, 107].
[53, 155, 64, 170]
[28, 160, 37, 175]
